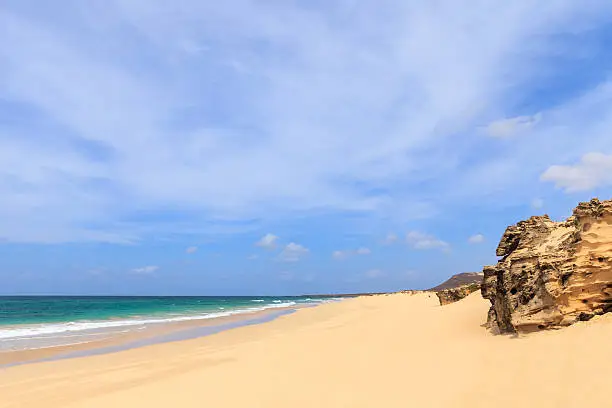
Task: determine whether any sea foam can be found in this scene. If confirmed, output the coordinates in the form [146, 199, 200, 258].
[0, 301, 298, 341]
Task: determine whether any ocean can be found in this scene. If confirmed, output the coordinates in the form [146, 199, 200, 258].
[0, 296, 338, 352]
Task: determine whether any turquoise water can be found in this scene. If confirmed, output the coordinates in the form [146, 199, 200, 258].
[0, 296, 337, 349]
[0, 296, 320, 326]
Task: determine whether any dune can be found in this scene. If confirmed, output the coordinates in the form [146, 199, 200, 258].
[1, 291, 610, 408]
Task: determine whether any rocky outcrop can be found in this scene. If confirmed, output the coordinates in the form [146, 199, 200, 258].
[436, 283, 481, 305]
[429, 272, 484, 305]
[429, 272, 484, 291]
[398, 290, 422, 295]
[482, 198, 612, 333]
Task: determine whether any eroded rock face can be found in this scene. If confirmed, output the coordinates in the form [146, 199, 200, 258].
[482, 198, 612, 333]
[436, 283, 481, 305]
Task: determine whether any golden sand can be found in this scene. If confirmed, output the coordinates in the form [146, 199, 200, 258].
[1, 292, 610, 408]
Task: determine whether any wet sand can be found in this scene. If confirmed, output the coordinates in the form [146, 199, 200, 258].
[0, 306, 300, 367]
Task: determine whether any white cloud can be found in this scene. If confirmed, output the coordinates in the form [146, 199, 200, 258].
[406, 231, 449, 250]
[255, 233, 279, 250]
[484, 113, 542, 138]
[247, 254, 259, 260]
[531, 198, 544, 209]
[1, 3, 612, 242]
[468, 234, 485, 244]
[364, 269, 385, 279]
[332, 250, 348, 260]
[382, 233, 398, 245]
[277, 242, 309, 262]
[444, 80, 612, 210]
[332, 247, 371, 260]
[186, 246, 198, 254]
[131, 265, 159, 274]
[540, 153, 612, 192]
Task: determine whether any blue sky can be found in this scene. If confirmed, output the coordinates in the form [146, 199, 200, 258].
[2, 1, 612, 295]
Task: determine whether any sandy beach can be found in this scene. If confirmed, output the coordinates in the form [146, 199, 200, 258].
[1, 292, 610, 408]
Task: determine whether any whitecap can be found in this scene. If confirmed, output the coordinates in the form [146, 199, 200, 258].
[0, 301, 298, 341]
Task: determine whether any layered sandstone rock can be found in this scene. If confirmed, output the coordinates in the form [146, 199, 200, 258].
[482, 198, 612, 333]
[435, 283, 481, 305]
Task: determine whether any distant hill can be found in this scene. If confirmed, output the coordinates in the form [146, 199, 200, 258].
[428, 272, 484, 291]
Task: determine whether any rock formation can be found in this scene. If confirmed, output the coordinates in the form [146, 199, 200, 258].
[482, 198, 612, 333]
[398, 290, 422, 295]
[435, 283, 481, 305]
[429, 272, 484, 291]
[428, 272, 484, 305]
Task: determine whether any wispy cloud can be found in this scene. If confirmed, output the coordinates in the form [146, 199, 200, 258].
[531, 198, 545, 209]
[332, 251, 347, 260]
[332, 247, 371, 260]
[276, 243, 309, 262]
[185, 246, 198, 254]
[406, 231, 449, 251]
[1, 2, 611, 242]
[484, 113, 542, 138]
[468, 234, 485, 244]
[131, 265, 159, 274]
[382, 233, 398, 245]
[364, 269, 385, 279]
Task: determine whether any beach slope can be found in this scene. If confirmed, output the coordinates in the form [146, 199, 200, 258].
[1, 292, 610, 408]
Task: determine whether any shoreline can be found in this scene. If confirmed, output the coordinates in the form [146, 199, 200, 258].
[0, 303, 313, 368]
